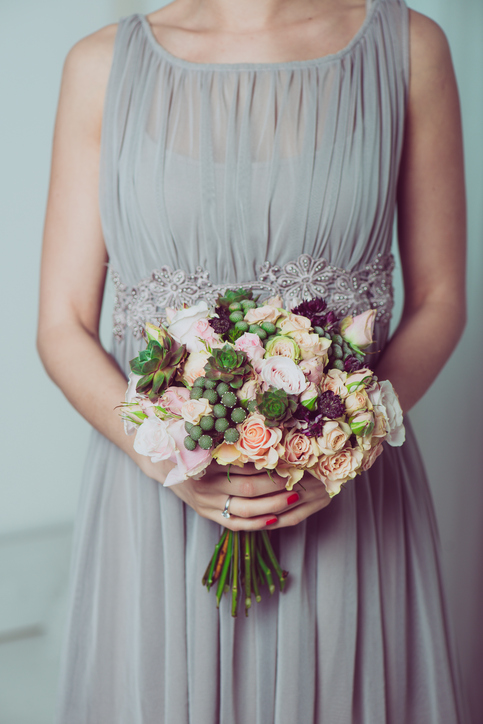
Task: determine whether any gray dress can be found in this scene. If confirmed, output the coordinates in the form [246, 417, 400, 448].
[55, 1, 466, 721]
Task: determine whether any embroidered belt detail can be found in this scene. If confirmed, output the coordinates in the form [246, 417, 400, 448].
[110, 252, 395, 341]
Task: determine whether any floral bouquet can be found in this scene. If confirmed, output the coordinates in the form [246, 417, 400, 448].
[121, 289, 405, 616]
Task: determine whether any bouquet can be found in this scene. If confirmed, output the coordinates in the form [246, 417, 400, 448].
[121, 289, 405, 616]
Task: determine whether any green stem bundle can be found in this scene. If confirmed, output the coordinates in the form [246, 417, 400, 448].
[203, 528, 288, 616]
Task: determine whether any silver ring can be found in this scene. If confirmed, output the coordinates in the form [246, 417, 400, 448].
[221, 495, 232, 519]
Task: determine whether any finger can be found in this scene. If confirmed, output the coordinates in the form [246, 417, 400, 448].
[266, 498, 331, 529]
[227, 489, 303, 519]
[197, 470, 286, 498]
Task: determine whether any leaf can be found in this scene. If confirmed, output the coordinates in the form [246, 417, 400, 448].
[152, 369, 166, 395]
[138, 358, 160, 375]
[136, 373, 154, 392]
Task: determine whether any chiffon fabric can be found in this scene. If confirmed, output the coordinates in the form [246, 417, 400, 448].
[55, 0, 465, 721]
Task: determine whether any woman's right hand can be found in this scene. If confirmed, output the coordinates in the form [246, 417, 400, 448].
[136, 456, 330, 530]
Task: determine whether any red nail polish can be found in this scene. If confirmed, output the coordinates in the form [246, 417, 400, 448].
[287, 493, 299, 505]
[265, 518, 278, 526]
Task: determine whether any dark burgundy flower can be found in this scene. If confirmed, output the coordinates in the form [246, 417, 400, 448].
[318, 391, 345, 419]
[344, 355, 365, 372]
[291, 298, 329, 328]
[209, 307, 231, 335]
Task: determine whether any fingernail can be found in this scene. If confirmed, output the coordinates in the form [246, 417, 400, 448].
[265, 518, 278, 526]
[287, 493, 299, 505]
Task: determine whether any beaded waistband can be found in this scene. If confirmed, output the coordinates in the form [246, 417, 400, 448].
[110, 252, 395, 341]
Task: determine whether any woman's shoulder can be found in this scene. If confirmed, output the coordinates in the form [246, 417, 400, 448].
[59, 23, 119, 139]
[407, 9, 453, 87]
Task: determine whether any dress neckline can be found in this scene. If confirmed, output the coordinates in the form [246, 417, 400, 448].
[137, 0, 382, 72]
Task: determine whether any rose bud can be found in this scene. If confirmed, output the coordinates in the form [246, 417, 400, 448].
[339, 309, 376, 350]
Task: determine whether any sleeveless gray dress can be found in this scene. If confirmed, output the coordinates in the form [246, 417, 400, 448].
[55, 1, 466, 721]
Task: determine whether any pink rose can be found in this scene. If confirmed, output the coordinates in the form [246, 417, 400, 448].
[180, 398, 213, 425]
[160, 386, 190, 416]
[277, 314, 312, 334]
[315, 420, 351, 455]
[163, 419, 212, 486]
[234, 414, 282, 469]
[123, 372, 156, 434]
[133, 416, 176, 462]
[259, 357, 308, 395]
[299, 356, 325, 385]
[181, 350, 211, 386]
[184, 318, 224, 353]
[234, 333, 265, 363]
[309, 446, 363, 496]
[361, 443, 384, 472]
[321, 369, 348, 398]
[339, 309, 376, 350]
[244, 305, 282, 325]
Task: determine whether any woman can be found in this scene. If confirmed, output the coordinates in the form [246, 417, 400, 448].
[38, 0, 467, 721]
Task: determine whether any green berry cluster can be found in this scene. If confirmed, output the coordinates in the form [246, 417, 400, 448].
[312, 327, 365, 371]
[184, 376, 248, 451]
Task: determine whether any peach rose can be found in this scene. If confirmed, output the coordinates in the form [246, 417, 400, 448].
[277, 314, 312, 334]
[340, 309, 376, 350]
[181, 350, 210, 386]
[235, 414, 282, 469]
[361, 443, 384, 472]
[309, 447, 363, 496]
[244, 305, 282, 325]
[321, 369, 348, 398]
[315, 420, 351, 456]
[180, 398, 213, 425]
[345, 389, 371, 416]
[349, 410, 375, 438]
[277, 429, 318, 468]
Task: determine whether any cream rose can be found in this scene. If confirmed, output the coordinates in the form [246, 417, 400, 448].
[278, 314, 312, 334]
[368, 380, 405, 447]
[180, 398, 213, 425]
[345, 368, 373, 393]
[167, 302, 210, 346]
[237, 378, 259, 402]
[234, 414, 282, 469]
[349, 410, 375, 438]
[315, 420, 351, 456]
[340, 309, 376, 350]
[259, 357, 308, 395]
[345, 389, 371, 416]
[133, 416, 176, 463]
[299, 356, 325, 385]
[244, 305, 282, 325]
[288, 331, 331, 361]
[181, 349, 210, 386]
[321, 369, 349, 398]
[309, 447, 363, 496]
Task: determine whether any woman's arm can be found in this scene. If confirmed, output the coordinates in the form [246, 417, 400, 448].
[373, 11, 467, 412]
[37, 28, 308, 529]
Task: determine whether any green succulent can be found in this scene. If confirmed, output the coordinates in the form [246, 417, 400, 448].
[129, 336, 186, 401]
[255, 388, 297, 427]
[204, 344, 251, 384]
[216, 288, 255, 309]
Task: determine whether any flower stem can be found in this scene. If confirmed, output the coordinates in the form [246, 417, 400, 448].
[251, 533, 261, 602]
[244, 533, 252, 615]
[216, 531, 233, 608]
[261, 530, 288, 592]
[231, 531, 239, 617]
[256, 547, 275, 595]
[203, 528, 228, 590]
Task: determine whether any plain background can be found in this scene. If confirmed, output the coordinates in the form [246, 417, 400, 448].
[0, 0, 482, 720]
